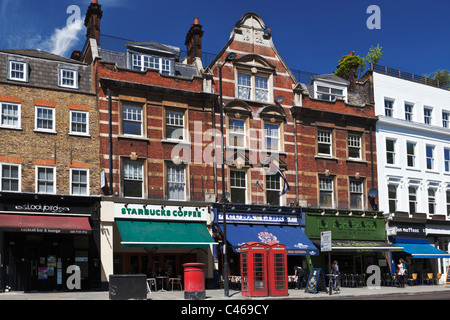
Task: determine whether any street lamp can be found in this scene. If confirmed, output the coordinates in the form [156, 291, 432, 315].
[219, 52, 236, 298]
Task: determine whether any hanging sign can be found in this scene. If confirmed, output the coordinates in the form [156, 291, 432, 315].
[305, 268, 328, 294]
[321, 231, 332, 252]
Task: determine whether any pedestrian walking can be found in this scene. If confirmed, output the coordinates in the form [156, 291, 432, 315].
[331, 261, 341, 293]
[397, 258, 407, 288]
[294, 265, 305, 289]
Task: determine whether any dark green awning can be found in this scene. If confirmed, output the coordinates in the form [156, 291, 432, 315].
[116, 220, 216, 248]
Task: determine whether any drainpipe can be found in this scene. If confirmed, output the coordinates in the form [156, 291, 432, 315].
[293, 115, 299, 206]
[108, 87, 113, 195]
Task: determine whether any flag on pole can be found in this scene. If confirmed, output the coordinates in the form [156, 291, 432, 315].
[269, 161, 290, 197]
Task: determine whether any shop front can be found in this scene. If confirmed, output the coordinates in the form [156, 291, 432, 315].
[213, 204, 319, 285]
[389, 221, 450, 281]
[99, 200, 216, 289]
[0, 192, 101, 292]
[305, 211, 400, 275]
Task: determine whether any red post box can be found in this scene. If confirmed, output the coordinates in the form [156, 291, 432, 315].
[183, 263, 206, 300]
[267, 243, 288, 296]
[240, 242, 268, 297]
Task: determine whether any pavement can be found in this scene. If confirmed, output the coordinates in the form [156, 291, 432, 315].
[0, 283, 450, 300]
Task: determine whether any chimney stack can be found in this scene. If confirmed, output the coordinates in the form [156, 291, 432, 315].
[185, 18, 204, 64]
[84, 0, 103, 46]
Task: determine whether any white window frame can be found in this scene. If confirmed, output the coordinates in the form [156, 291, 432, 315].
[386, 138, 396, 165]
[388, 184, 397, 213]
[70, 168, 89, 196]
[237, 72, 271, 103]
[266, 173, 281, 206]
[229, 118, 246, 148]
[123, 160, 144, 198]
[230, 170, 247, 204]
[443, 111, 450, 128]
[349, 178, 364, 210]
[0, 102, 21, 129]
[313, 80, 348, 103]
[36, 166, 56, 194]
[445, 148, 450, 172]
[264, 123, 280, 151]
[59, 68, 78, 89]
[167, 164, 186, 201]
[446, 189, 450, 218]
[424, 107, 433, 125]
[122, 105, 143, 137]
[317, 130, 332, 156]
[406, 141, 416, 168]
[35, 106, 56, 133]
[384, 99, 394, 117]
[165, 109, 185, 141]
[8, 60, 28, 82]
[0, 163, 21, 192]
[426, 145, 435, 170]
[405, 102, 414, 122]
[132, 53, 170, 75]
[319, 176, 334, 208]
[428, 187, 436, 215]
[348, 133, 362, 160]
[408, 185, 417, 215]
[70, 110, 89, 136]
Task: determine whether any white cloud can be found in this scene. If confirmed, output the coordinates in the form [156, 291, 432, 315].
[42, 16, 85, 56]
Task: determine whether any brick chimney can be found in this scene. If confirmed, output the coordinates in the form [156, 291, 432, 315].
[70, 50, 82, 61]
[84, 0, 103, 46]
[185, 18, 204, 64]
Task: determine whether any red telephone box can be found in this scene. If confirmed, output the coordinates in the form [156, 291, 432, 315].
[267, 243, 288, 296]
[240, 242, 268, 297]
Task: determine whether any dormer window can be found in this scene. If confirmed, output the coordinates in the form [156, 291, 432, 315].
[132, 53, 170, 75]
[316, 86, 344, 101]
[8, 60, 28, 82]
[311, 74, 348, 103]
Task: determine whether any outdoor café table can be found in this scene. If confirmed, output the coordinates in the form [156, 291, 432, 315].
[156, 276, 169, 292]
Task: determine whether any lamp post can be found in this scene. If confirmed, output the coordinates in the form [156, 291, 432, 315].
[219, 52, 236, 298]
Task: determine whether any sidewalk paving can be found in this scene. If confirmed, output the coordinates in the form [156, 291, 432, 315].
[1, 284, 450, 300]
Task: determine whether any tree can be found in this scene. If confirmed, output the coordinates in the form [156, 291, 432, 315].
[365, 44, 383, 65]
[429, 70, 450, 88]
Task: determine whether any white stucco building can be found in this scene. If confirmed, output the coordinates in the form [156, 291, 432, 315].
[369, 68, 450, 278]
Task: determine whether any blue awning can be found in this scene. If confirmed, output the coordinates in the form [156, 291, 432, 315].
[393, 238, 450, 259]
[221, 224, 319, 256]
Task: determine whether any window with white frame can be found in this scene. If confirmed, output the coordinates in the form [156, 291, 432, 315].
[408, 186, 417, 215]
[167, 164, 186, 200]
[71, 169, 89, 196]
[443, 111, 450, 128]
[426, 145, 435, 170]
[8, 60, 27, 82]
[317, 130, 332, 156]
[348, 133, 361, 160]
[59, 69, 78, 89]
[406, 142, 416, 167]
[384, 99, 394, 117]
[123, 160, 144, 198]
[132, 53, 170, 75]
[266, 173, 280, 205]
[428, 188, 436, 215]
[447, 190, 450, 217]
[1, 102, 20, 129]
[405, 103, 414, 121]
[445, 148, 450, 172]
[229, 119, 245, 148]
[316, 86, 344, 102]
[424, 107, 432, 125]
[386, 138, 396, 165]
[230, 170, 246, 204]
[319, 176, 334, 208]
[264, 123, 280, 151]
[122, 105, 143, 136]
[166, 109, 185, 141]
[36, 166, 55, 194]
[70, 110, 89, 135]
[35, 106, 55, 132]
[349, 178, 363, 210]
[388, 184, 397, 213]
[1, 163, 20, 192]
[237, 72, 270, 102]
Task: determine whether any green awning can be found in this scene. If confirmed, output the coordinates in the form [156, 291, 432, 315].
[116, 220, 216, 248]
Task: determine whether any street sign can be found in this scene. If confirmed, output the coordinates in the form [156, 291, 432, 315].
[321, 231, 332, 252]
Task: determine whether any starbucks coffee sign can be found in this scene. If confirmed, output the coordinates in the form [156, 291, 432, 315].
[114, 204, 208, 222]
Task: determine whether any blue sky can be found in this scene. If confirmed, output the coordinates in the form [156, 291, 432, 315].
[1, 0, 449, 78]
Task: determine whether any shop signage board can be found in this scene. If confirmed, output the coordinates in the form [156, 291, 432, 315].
[305, 214, 385, 241]
[320, 231, 332, 252]
[216, 212, 299, 225]
[114, 203, 208, 222]
[305, 268, 328, 294]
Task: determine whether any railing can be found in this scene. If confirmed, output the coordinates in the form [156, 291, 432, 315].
[370, 63, 450, 90]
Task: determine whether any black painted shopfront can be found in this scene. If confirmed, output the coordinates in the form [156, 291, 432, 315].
[0, 192, 101, 292]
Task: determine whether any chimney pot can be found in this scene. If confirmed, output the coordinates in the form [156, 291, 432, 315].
[194, 18, 199, 25]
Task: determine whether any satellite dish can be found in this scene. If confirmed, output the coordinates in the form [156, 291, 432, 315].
[275, 95, 285, 104]
[368, 187, 378, 198]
